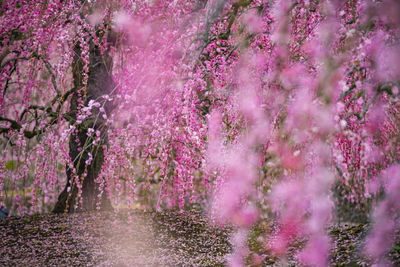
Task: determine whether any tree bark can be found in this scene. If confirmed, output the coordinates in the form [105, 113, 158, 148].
[53, 38, 114, 213]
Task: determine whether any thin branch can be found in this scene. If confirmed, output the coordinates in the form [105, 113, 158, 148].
[43, 60, 61, 95]
[2, 63, 16, 96]
[0, 116, 22, 131]
[1, 86, 76, 139]
[0, 56, 30, 69]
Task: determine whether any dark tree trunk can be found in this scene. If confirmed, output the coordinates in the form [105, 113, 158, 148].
[53, 38, 114, 213]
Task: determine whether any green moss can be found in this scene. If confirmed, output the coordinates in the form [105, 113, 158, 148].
[5, 160, 18, 170]
[391, 245, 400, 253]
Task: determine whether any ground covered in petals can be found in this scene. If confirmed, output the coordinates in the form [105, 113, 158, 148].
[1, 210, 399, 266]
[0, 209, 231, 266]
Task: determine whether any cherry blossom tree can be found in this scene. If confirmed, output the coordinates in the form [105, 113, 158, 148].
[1, 0, 399, 265]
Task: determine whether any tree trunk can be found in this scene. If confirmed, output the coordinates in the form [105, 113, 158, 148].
[53, 37, 114, 213]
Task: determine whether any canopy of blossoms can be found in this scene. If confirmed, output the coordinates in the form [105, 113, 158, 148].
[1, 0, 399, 266]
